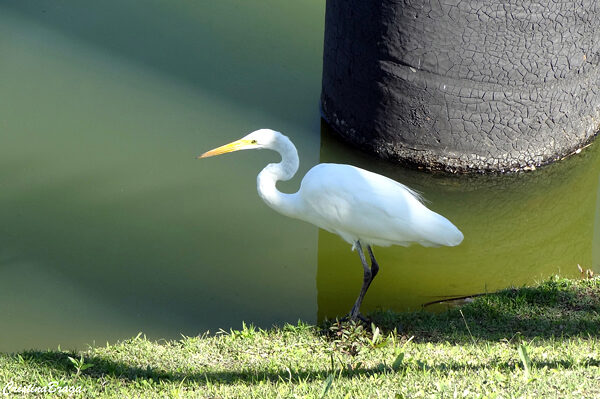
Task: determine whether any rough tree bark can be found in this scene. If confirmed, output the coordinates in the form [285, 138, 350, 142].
[321, 0, 600, 172]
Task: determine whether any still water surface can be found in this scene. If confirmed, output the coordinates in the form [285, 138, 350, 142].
[1, 1, 598, 351]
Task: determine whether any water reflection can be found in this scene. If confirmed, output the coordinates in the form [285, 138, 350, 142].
[0, 0, 322, 128]
[1, 0, 598, 351]
[317, 122, 600, 319]
[0, 1, 323, 352]
[594, 173, 600, 270]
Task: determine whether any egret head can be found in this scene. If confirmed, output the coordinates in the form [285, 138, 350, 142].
[198, 129, 281, 158]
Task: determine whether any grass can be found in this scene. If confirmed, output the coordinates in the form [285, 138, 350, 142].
[1, 276, 599, 398]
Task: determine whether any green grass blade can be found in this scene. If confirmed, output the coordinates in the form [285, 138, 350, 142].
[518, 344, 532, 380]
[392, 352, 405, 371]
[320, 374, 334, 398]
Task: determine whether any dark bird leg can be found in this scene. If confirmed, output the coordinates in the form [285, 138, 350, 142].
[349, 242, 379, 320]
[367, 245, 379, 280]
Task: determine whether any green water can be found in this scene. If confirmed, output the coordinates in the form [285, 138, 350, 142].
[1, 1, 598, 352]
[317, 125, 600, 317]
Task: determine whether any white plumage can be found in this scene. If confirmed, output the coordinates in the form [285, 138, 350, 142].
[200, 129, 463, 319]
[297, 163, 463, 248]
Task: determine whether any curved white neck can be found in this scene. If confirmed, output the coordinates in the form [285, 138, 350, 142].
[256, 135, 301, 218]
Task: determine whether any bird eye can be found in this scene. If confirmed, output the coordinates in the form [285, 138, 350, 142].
[251, 140, 257, 144]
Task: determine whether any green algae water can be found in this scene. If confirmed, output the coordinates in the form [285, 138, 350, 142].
[0, 0, 598, 351]
[317, 125, 600, 317]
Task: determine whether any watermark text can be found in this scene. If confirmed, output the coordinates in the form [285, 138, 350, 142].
[3, 380, 84, 396]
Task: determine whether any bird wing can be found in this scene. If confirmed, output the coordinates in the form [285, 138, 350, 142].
[296, 163, 434, 247]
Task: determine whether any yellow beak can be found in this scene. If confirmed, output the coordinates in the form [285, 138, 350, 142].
[198, 139, 254, 159]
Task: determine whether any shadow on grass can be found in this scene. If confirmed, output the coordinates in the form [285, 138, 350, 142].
[11, 349, 600, 386]
[367, 277, 600, 342]
[5, 278, 599, 386]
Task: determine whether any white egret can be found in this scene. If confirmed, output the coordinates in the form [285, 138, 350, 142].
[199, 129, 463, 320]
